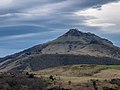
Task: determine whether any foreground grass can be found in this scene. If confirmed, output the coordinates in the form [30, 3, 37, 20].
[33, 64, 120, 90]
[103, 65, 120, 70]
[34, 64, 120, 83]
[35, 64, 108, 77]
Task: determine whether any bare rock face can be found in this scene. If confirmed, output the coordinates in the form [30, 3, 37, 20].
[0, 29, 120, 72]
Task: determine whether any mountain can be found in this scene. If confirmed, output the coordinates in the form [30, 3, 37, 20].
[0, 29, 120, 72]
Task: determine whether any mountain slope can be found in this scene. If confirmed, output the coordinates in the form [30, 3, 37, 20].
[0, 29, 120, 72]
[41, 29, 120, 59]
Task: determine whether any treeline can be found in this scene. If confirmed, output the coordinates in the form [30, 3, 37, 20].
[13, 54, 120, 71]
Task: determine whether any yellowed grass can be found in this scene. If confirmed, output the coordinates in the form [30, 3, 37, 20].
[33, 65, 120, 86]
[94, 69, 120, 79]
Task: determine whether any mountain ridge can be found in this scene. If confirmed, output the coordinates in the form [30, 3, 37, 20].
[0, 29, 120, 72]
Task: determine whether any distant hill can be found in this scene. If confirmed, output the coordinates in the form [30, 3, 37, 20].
[0, 29, 120, 72]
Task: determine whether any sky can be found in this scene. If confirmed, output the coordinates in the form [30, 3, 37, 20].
[0, 0, 120, 57]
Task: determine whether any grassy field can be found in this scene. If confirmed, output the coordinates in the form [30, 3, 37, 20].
[34, 64, 120, 77]
[99, 65, 120, 70]
[33, 64, 120, 90]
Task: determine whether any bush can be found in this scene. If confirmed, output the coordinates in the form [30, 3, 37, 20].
[26, 72, 29, 75]
[68, 81, 72, 85]
[103, 87, 117, 90]
[110, 79, 120, 86]
[0, 75, 47, 90]
[49, 75, 54, 81]
[28, 73, 34, 78]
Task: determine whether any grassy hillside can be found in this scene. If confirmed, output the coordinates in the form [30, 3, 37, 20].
[33, 64, 120, 90]
[34, 64, 120, 78]
[99, 65, 120, 70]
[1, 29, 120, 72]
[35, 64, 107, 77]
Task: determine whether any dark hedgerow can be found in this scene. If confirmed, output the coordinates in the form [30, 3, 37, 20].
[0, 76, 47, 90]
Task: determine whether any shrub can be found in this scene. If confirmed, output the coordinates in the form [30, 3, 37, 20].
[28, 73, 34, 78]
[26, 72, 29, 75]
[68, 81, 71, 85]
[49, 75, 54, 81]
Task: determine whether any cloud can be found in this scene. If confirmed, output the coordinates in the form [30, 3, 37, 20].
[0, 0, 119, 28]
[0, 28, 66, 41]
[75, 1, 120, 34]
[0, 0, 13, 8]
[1, 1, 120, 32]
[0, 0, 120, 57]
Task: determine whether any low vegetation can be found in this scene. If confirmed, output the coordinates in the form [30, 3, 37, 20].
[0, 64, 120, 90]
[35, 64, 109, 77]
[0, 72, 47, 90]
[34, 64, 120, 90]
[100, 65, 120, 70]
